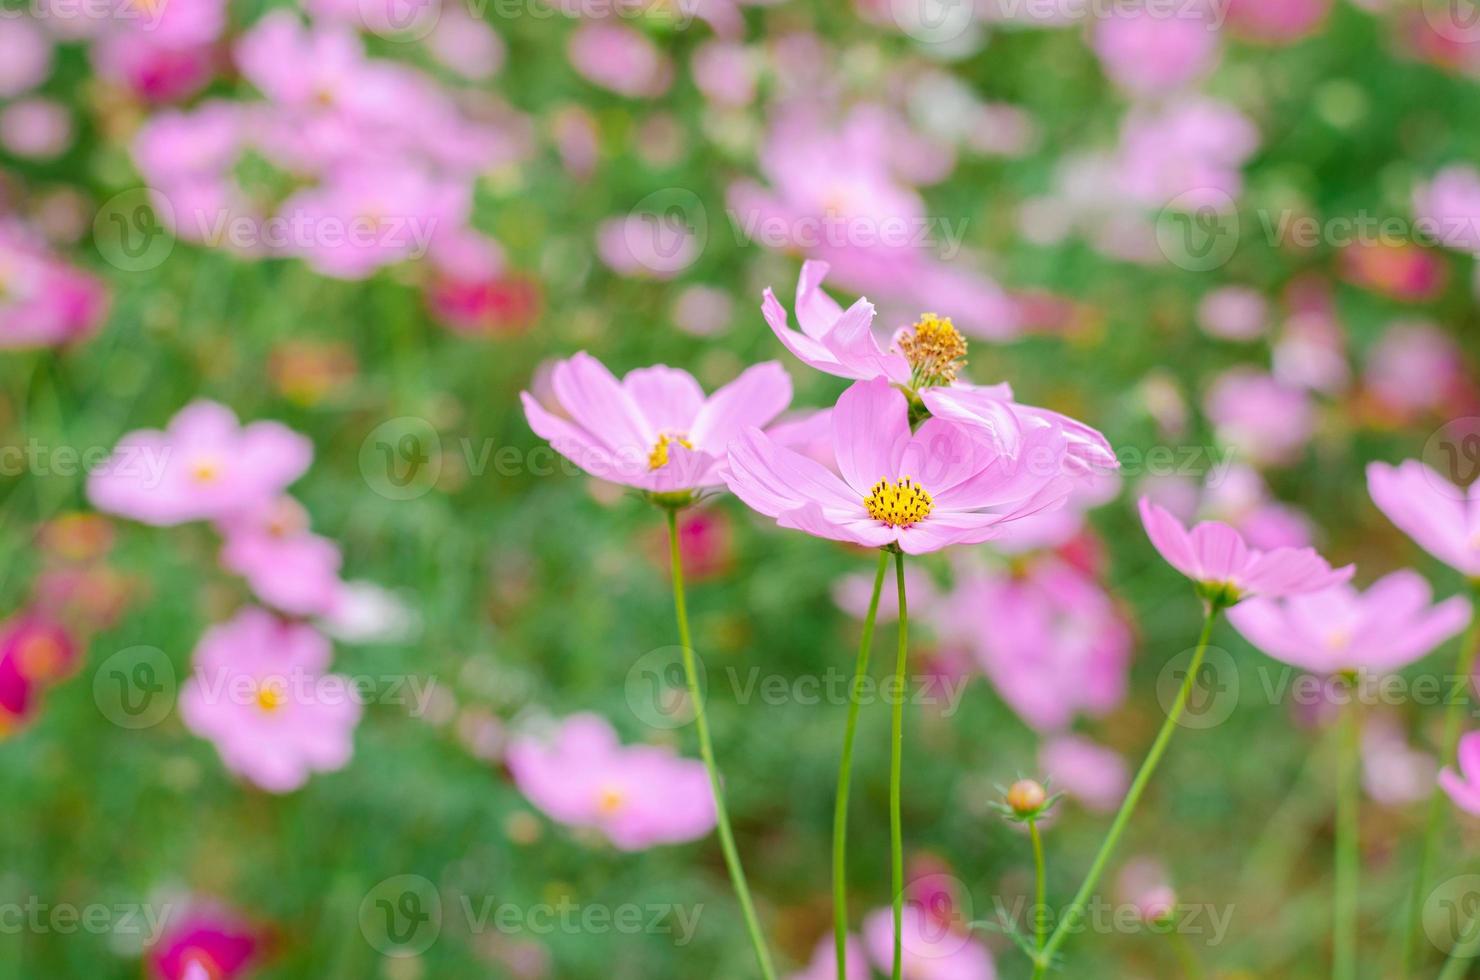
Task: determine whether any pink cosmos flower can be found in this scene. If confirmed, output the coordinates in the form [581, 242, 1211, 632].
[1368, 461, 1480, 578]
[520, 353, 792, 494]
[789, 933, 869, 980]
[760, 260, 910, 384]
[1116, 98, 1259, 210]
[0, 19, 52, 98]
[148, 903, 260, 980]
[1197, 286, 1268, 341]
[725, 378, 1075, 555]
[89, 401, 312, 527]
[861, 905, 995, 980]
[1440, 731, 1480, 816]
[949, 559, 1132, 732]
[1204, 368, 1315, 468]
[1139, 497, 1353, 603]
[506, 713, 715, 850]
[1224, 0, 1330, 44]
[0, 647, 38, 738]
[1228, 571, 1471, 674]
[1364, 321, 1472, 420]
[1, 613, 78, 687]
[92, 33, 218, 103]
[1092, 6, 1220, 96]
[179, 608, 361, 793]
[1363, 714, 1437, 806]
[1041, 735, 1130, 814]
[0, 220, 109, 349]
[218, 497, 345, 618]
[567, 23, 672, 98]
[1118, 858, 1177, 923]
[0, 98, 72, 160]
[1414, 166, 1480, 253]
[692, 40, 757, 108]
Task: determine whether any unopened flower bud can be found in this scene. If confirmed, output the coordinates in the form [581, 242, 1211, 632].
[1006, 779, 1047, 816]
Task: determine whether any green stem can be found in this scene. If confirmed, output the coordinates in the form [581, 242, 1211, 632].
[665, 509, 776, 980]
[1169, 929, 1205, 980]
[890, 550, 909, 980]
[1032, 606, 1222, 977]
[1401, 586, 1480, 978]
[832, 550, 890, 976]
[1335, 701, 1361, 980]
[1437, 906, 1480, 980]
[1030, 820, 1047, 956]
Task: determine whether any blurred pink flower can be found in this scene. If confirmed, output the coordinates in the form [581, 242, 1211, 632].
[725, 378, 1074, 555]
[506, 713, 715, 849]
[1, 613, 79, 687]
[0, 645, 39, 737]
[789, 933, 869, 980]
[1140, 497, 1353, 602]
[1041, 734, 1129, 813]
[1340, 240, 1446, 302]
[1204, 368, 1315, 467]
[88, 401, 312, 526]
[92, 34, 218, 103]
[692, 40, 757, 108]
[0, 98, 72, 160]
[1224, 0, 1331, 44]
[180, 608, 361, 792]
[1363, 714, 1437, 806]
[551, 105, 600, 180]
[426, 5, 505, 80]
[219, 497, 345, 618]
[1414, 166, 1480, 253]
[596, 212, 699, 280]
[521, 352, 792, 493]
[148, 904, 261, 980]
[0, 220, 109, 349]
[1201, 464, 1313, 551]
[861, 905, 995, 980]
[1368, 460, 1480, 577]
[949, 559, 1132, 732]
[0, 19, 53, 97]
[1228, 570, 1470, 674]
[1440, 731, 1480, 816]
[1117, 857, 1176, 922]
[1364, 320, 1471, 420]
[1092, 6, 1220, 96]
[673, 284, 733, 337]
[1197, 286, 1268, 341]
[1116, 98, 1259, 209]
[567, 23, 672, 98]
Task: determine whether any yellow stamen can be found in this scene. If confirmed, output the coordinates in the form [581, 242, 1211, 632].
[648, 433, 694, 470]
[189, 458, 222, 484]
[897, 312, 968, 387]
[864, 477, 934, 528]
[255, 684, 285, 714]
[596, 788, 625, 815]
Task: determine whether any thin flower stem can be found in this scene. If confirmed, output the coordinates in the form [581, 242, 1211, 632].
[1401, 585, 1480, 979]
[890, 549, 909, 980]
[1335, 700, 1361, 980]
[1032, 606, 1221, 978]
[1030, 820, 1047, 956]
[1169, 929, 1205, 980]
[665, 509, 776, 980]
[1436, 906, 1480, 980]
[832, 549, 890, 976]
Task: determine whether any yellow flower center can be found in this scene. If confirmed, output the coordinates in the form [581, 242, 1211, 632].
[255, 684, 285, 714]
[596, 787, 625, 815]
[864, 477, 933, 528]
[648, 433, 694, 470]
[897, 313, 968, 387]
[189, 457, 222, 484]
